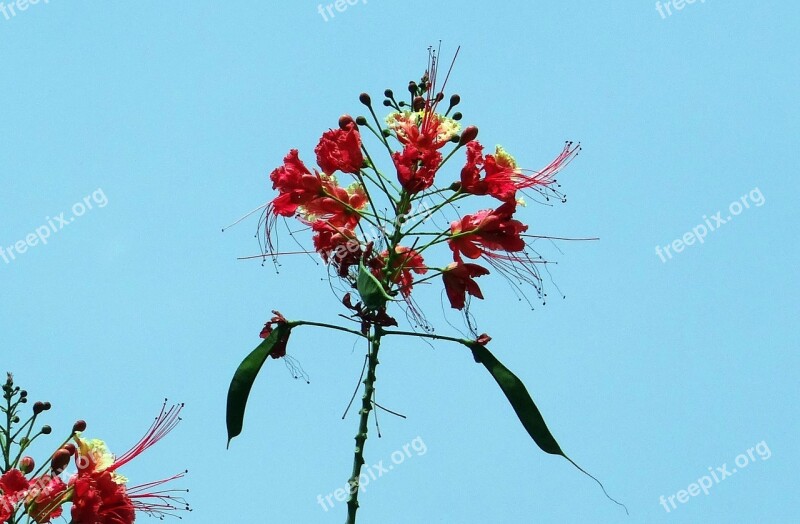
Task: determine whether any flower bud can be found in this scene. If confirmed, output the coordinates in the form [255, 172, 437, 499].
[50, 448, 71, 473]
[63, 443, 77, 456]
[355, 116, 368, 126]
[449, 94, 461, 107]
[452, 111, 462, 121]
[20, 456, 35, 473]
[73, 420, 87, 433]
[358, 92, 371, 107]
[338, 114, 355, 129]
[408, 81, 417, 95]
[41, 425, 52, 435]
[384, 89, 394, 98]
[33, 401, 46, 414]
[435, 92, 444, 102]
[459, 125, 479, 146]
[412, 96, 425, 111]
[42, 401, 52, 411]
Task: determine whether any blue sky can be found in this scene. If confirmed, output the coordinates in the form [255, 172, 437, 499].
[1, 1, 797, 522]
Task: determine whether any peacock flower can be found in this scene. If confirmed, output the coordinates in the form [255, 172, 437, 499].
[386, 110, 460, 152]
[448, 201, 528, 261]
[69, 403, 189, 524]
[460, 141, 580, 202]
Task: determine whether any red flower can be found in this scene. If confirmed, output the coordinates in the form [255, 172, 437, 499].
[258, 311, 291, 358]
[448, 201, 528, 260]
[302, 178, 367, 228]
[70, 470, 135, 524]
[0, 469, 29, 522]
[0, 469, 66, 523]
[0, 469, 29, 499]
[269, 150, 323, 217]
[268, 148, 366, 233]
[386, 110, 459, 152]
[314, 121, 364, 175]
[26, 475, 67, 523]
[310, 222, 360, 277]
[441, 262, 490, 310]
[392, 144, 441, 194]
[374, 246, 427, 297]
[70, 403, 189, 523]
[460, 141, 579, 202]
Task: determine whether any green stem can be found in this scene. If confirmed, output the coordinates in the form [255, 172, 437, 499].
[383, 329, 469, 346]
[289, 320, 367, 340]
[345, 325, 383, 524]
[2, 391, 12, 472]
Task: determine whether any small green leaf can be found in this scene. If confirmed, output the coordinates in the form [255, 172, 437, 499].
[357, 261, 391, 310]
[226, 324, 292, 447]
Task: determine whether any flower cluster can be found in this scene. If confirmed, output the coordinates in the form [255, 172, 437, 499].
[0, 374, 189, 524]
[226, 50, 631, 524]
[259, 50, 579, 336]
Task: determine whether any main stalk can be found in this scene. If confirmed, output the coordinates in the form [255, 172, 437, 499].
[345, 324, 383, 524]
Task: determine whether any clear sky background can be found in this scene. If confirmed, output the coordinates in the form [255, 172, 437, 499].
[1, 1, 798, 523]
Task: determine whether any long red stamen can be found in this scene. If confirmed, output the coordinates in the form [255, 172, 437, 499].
[110, 402, 183, 472]
[128, 471, 190, 518]
[515, 141, 581, 189]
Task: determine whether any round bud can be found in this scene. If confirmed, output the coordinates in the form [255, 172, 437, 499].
[41, 425, 52, 435]
[20, 456, 35, 474]
[73, 420, 87, 433]
[452, 112, 463, 121]
[50, 449, 71, 473]
[338, 114, 355, 129]
[19, 390, 27, 398]
[459, 125, 479, 146]
[355, 116, 368, 126]
[43, 402, 52, 411]
[382, 100, 391, 107]
[412, 96, 425, 111]
[33, 401, 45, 415]
[450, 94, 461, 107]
[384, 89, 394, 98]
[408, 81, 417, 94]
[358, 92, 371, 106]
[435, 92, 444, 102]
[63, 443, 77, 456]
